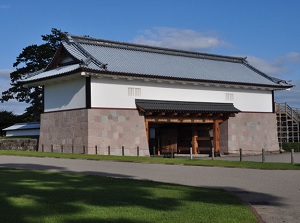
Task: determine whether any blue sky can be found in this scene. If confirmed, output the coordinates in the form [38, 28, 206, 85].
[1, 0, 300, 114]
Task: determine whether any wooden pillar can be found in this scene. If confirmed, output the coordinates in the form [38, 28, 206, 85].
[145, 119, 149, 141]
[213, 120, 220, 154]
[192, 124, 198, 154]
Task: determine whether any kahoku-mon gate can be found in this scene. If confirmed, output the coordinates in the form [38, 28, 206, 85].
[136, 99, 240, 155]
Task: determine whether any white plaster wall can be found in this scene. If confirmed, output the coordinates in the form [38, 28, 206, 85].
[44, 78, 86, 112]
[91, 77, 273, 112]
[6, 129, 40, 137]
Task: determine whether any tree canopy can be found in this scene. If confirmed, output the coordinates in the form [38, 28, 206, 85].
[0, 28, 63, 122]
[0, 110, 24, 136]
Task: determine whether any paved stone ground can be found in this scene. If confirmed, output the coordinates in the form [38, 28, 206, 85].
[0, 155, 299, 223]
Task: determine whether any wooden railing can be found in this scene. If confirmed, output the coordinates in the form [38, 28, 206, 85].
[276, 103, 300, 123]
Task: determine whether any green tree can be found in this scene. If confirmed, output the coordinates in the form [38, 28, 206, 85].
[0, 110, 23, 136]
[0, 28, 63, 122]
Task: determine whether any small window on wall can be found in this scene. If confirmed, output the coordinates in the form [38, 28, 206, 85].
[135, 88, 141, 97]
[128, 87, 134, 97]
[225, 93, 234, 101]
[128, 87, 141, 97]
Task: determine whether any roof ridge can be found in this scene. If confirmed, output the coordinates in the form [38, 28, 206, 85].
[63, 33, 108, 69]
[243, 61, 292, 86]
[66, 33, 246, 63]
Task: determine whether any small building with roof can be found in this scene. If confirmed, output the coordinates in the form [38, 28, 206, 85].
[22, 33, 292, 156]
[3, 122, 40, 137]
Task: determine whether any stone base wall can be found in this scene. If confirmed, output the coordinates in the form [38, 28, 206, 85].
[0, 139, 38, 151]
[220, 112, 279, 154]
[39, 109, 149, 156]
[39, 109, 279, 156]
[39, 110, 89, 153]
[87, 109, 149, 156]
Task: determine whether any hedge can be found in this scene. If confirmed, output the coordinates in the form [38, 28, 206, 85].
[282, 142, 300, 152]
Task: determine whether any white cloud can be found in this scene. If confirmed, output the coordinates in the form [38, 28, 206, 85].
[0, 69, 13, 91]
[246, 52, 300, 76]
[133, 27, 227, 51]
[245, 54, 300, 108]
[246, 56, 288, 76]
[0, 100, 27, 115]
[276, 52, 300, 64]
[0, 69, 12, 77]
[0, 69, 27, 114]
[275, 79, 300, 108]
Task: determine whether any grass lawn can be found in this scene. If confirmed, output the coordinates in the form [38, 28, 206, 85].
[0, 150, 300, 170]
[0, 168, 257, 223]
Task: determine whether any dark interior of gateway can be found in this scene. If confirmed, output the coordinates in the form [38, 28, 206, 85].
[148, 123, 213, 155]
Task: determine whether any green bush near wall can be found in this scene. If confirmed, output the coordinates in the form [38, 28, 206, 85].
[282, 142, 300, 152]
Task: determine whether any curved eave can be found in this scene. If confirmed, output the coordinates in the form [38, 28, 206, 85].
[82, 69, 293, 90]
[22, 66, 84, 86]
[135, 99, 241, 116]
[22, 66, 293, 90]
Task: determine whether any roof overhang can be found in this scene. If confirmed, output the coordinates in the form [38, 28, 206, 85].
[136, 99, 240, 123]
[21, 64, 83, 86]
[22, 64, 293, 91]
[21, 33, 293, 91]
[3, 122, 40, 131]
[81, 70, 292, 91]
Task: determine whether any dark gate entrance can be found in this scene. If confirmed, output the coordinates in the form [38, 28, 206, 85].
[135, 99, 240, 155]
[148, 123, 214, 155]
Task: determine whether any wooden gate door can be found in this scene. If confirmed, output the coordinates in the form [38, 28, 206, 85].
[160, 128, 178, 153]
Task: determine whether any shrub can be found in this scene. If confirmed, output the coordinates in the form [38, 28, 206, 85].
[282, 142, 300, 152]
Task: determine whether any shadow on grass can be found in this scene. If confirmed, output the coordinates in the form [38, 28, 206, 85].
[0, 163, 279, 223]
[206, 187, 285, 207]
[0, 167, 167, 223]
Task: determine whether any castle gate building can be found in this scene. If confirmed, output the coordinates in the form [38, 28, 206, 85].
[23, 33, 292, 156]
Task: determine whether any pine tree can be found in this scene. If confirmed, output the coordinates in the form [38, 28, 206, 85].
[0, 28, 63, 121]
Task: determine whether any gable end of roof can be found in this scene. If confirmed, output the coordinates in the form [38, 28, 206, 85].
[243, 61, 292, 87]
[63, 34, 108, 70]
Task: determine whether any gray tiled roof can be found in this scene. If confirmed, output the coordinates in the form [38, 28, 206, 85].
[24, 33, 292, 89]
[3, 122, 40, 131]
[135, 99, 240, 113]
[24, 64, 81, 82]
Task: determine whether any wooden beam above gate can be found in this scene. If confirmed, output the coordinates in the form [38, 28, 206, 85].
[146, 117, 224, 123]
[136, 99, 240, 124]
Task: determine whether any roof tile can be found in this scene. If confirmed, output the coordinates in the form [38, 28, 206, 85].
[24, 33, 292, 89]
[135, 99, 240, 113]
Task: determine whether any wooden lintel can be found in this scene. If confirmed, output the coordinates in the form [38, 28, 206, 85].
[146, 117, 216, 123]
[215, 119, 224, 124]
